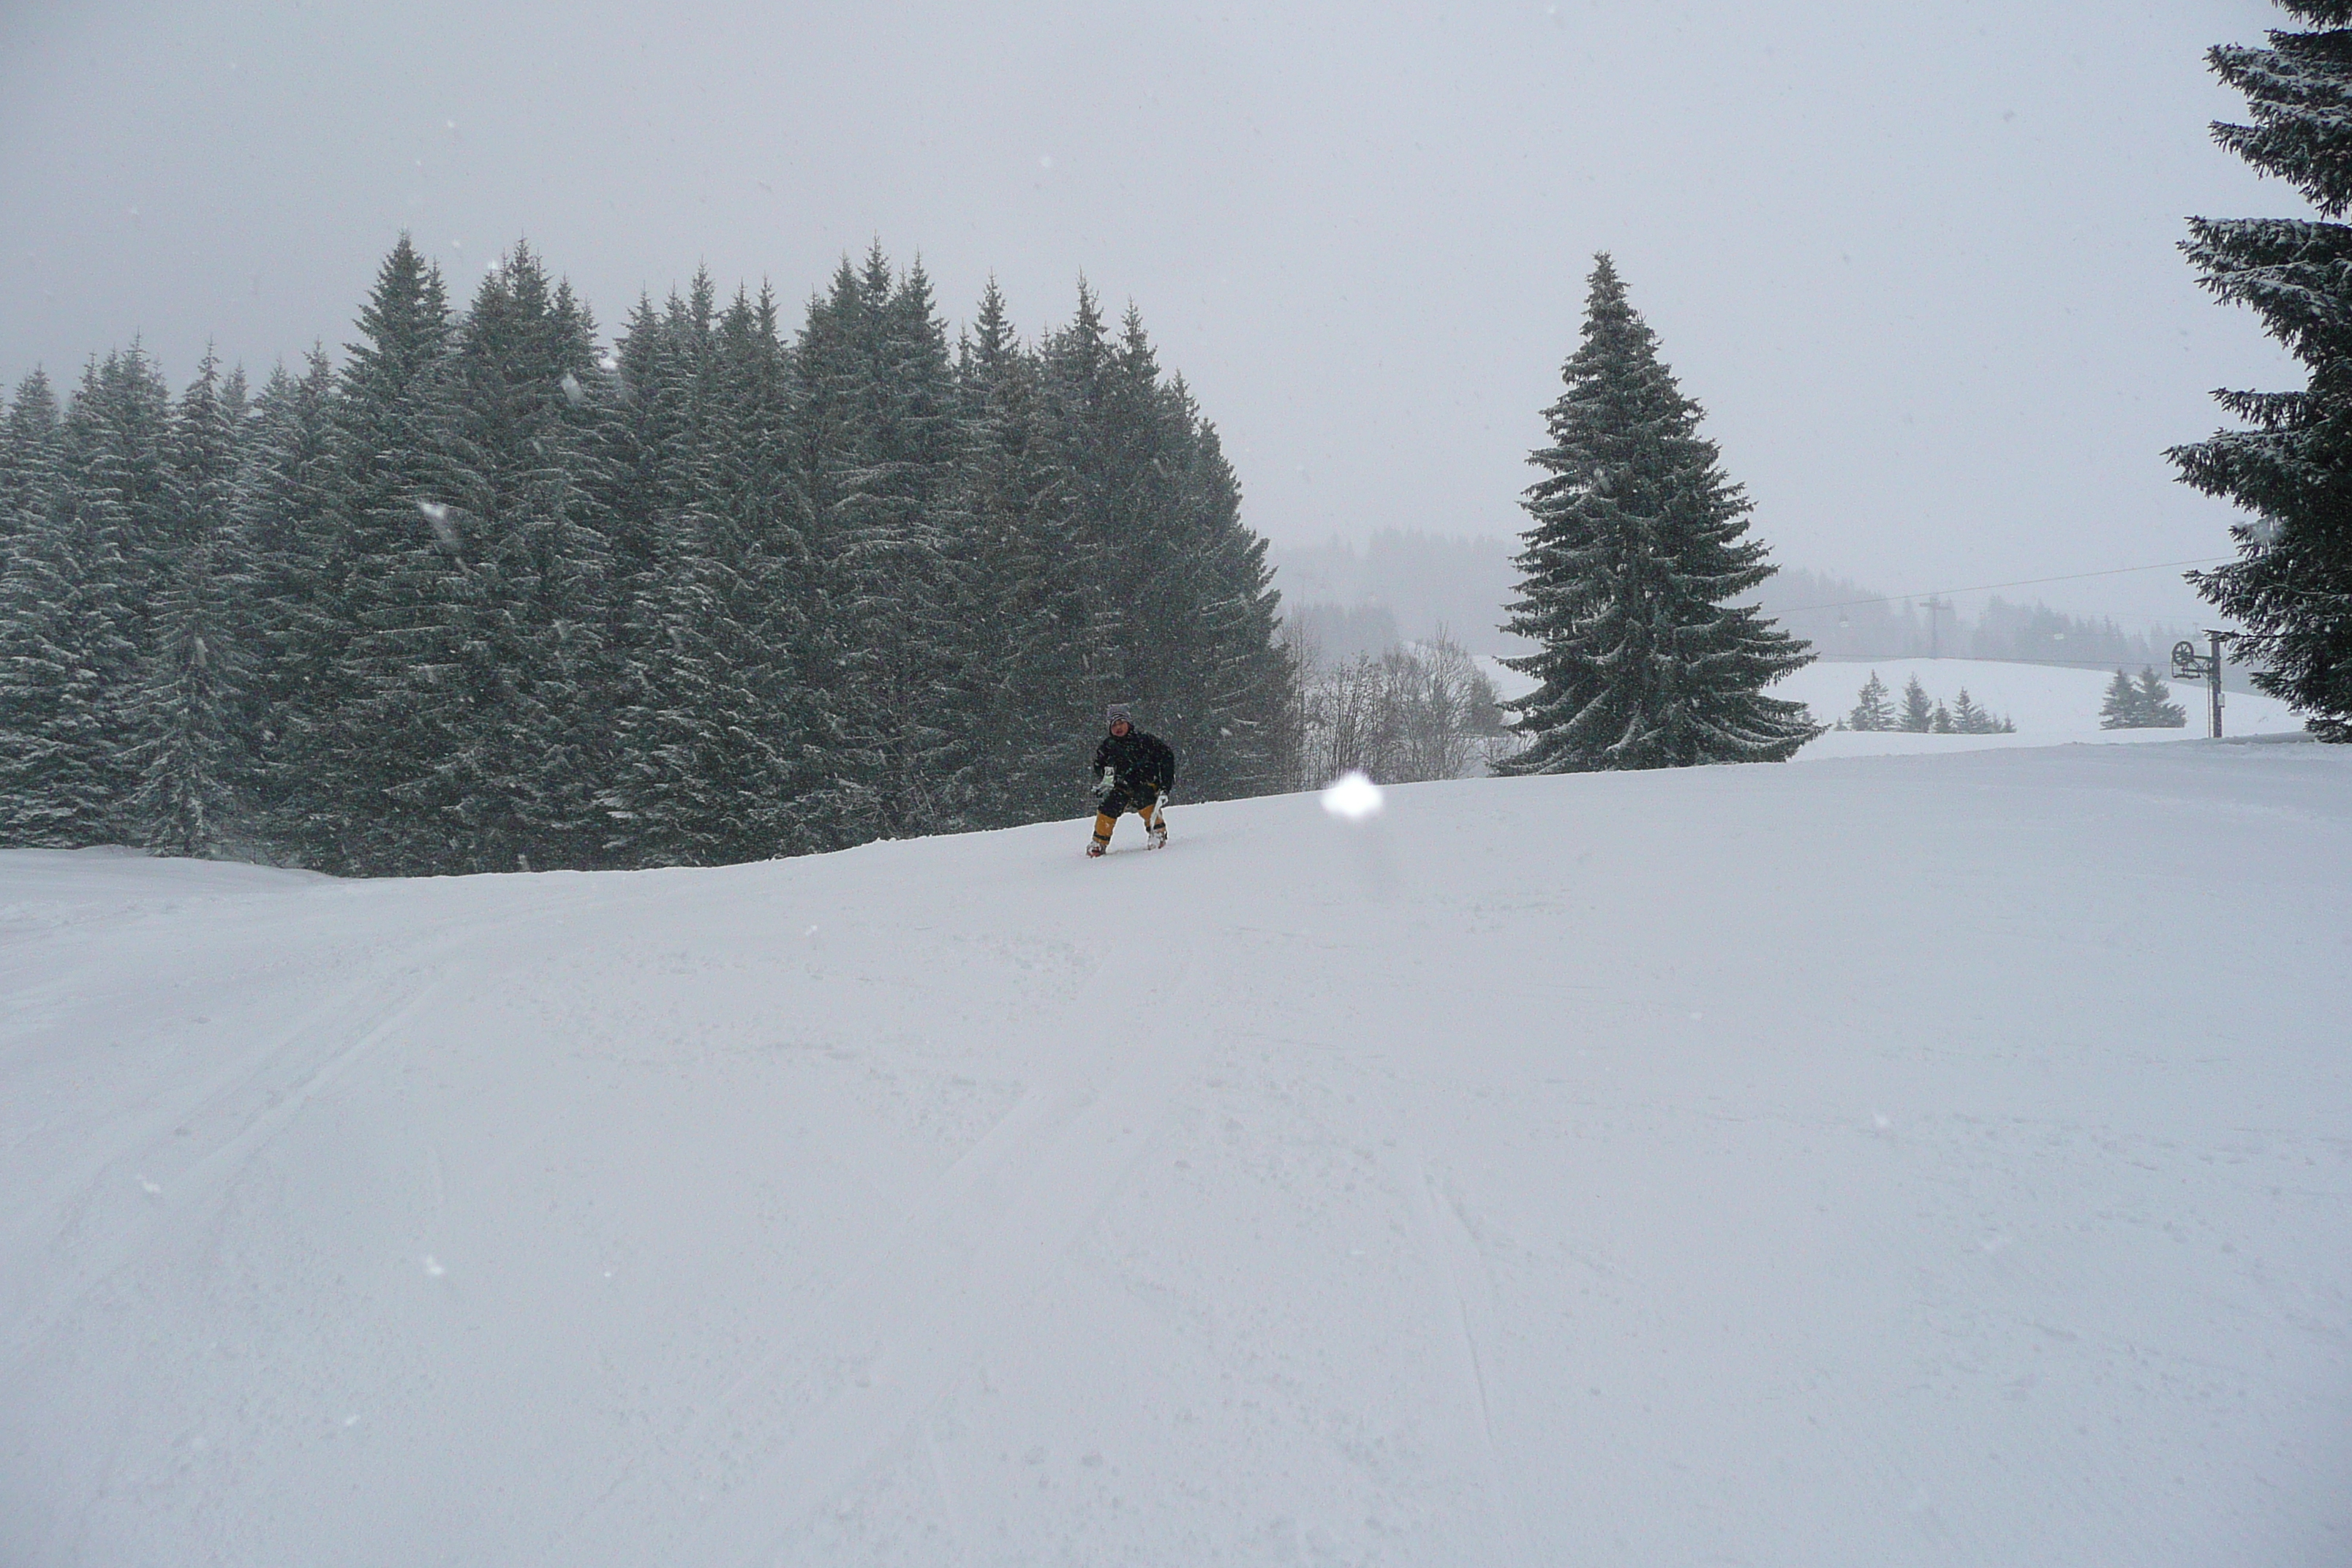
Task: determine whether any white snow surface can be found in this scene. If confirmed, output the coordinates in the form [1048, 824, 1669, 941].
[1778, 658, 2307, 758]
[4, 742, 2349, 1567]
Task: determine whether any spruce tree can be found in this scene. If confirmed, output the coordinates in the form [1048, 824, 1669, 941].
[949, 279, 1093, 826]
[2100, 668, 2144, 729]
[1498, 256, 1814, 772]
[0, 355, 156, 844]
[1, 369, 61, 553]
[69, 347, 176, 667]
[1950, 687, 1993, 734]
[607, 282, 832, 864]
[1033, 282, 1128, 709]
[307, 234, 456, 872]
[410, 244, 614, 871]
[592, 284, 713, 857]
[791, 247, 968, 840]
[698, 284, 831, 856]
[1847, 670, 1893, 731]
[127, 532, 242, 855]
[600, 276, 725, 863]
[1153, 375, 1289, 799]
[2135, 665, 2189, 727]
[1897, 674, 1935, 733]
[127, 351, 252, 854]
[1089, 306, 1286, 801]
[235, 350, 344, 848]
[2174, 1, 2352, 739]
[0, 505, 134, 845]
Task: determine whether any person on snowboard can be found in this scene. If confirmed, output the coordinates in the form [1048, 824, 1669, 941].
[1088, 704, 1175, 857]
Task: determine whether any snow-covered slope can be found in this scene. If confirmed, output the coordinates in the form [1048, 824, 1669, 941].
[1779, 657, 2307, 757]
[4, 742, 2348, 1567]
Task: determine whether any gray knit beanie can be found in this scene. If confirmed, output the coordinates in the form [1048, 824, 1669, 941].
[1105, 703, 1134, 729]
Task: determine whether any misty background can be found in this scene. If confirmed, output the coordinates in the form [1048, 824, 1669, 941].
[1270, 531, 2232, 685]
[0, 0, 2299, 641]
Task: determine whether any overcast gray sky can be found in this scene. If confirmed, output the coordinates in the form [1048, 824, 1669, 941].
[0, 0, 2303, 627]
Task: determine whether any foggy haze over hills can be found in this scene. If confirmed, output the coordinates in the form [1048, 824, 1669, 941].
[0, 0, 2305, 631]
[1270, 532, 2207, 674]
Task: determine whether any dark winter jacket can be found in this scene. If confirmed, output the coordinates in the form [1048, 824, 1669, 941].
[1093, 728, 1175, 796]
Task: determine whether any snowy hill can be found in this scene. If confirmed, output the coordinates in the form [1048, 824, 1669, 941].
[5, 742, 2348, 1566]
[1777, 657, 2307, 757]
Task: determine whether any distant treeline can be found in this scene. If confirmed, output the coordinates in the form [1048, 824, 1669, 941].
[1755, 568, 2197, 672]
[0, 238, 1292, 873]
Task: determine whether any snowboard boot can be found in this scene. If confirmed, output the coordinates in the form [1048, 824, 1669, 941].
[1147, 821, 1167, 851]
[1086, 839, 1107, 858]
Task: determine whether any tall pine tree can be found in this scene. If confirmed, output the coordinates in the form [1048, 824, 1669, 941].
[1, 370, 61, 554]
[2136, 666, 2188, 727]
[2174, 1, 2352, 739]
[127, 351, 251, 855]
[307, 234, 456, 872]
[949, 279, 1093, 825]
[1847, 671, 1893, 731]
[796, 247, 968, 840]
[1897, 674, 1935, 734]
[0, 355, 160, 843]
[235, 350, 344, 848]
[2099, 668, 2144, 729]
[412, 244, 614, 871]
[1498, 256, 1814, 772]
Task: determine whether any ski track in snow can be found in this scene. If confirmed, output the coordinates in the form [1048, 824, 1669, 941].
[3, 740, 2350, 1566]
[568, 926, 1210, 1561]
[2, 886, 597, 1346]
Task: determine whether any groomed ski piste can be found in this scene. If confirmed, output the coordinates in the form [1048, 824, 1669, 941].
[4, 739, 2348, 1566]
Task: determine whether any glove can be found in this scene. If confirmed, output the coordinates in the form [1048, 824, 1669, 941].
[1156, 789, 1169, 810]
[1091, 766, 1116, 802]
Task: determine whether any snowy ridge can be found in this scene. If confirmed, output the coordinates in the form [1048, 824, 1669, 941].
[3, 742, 2348, 1566]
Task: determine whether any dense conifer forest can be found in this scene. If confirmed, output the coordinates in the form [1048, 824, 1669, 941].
[0, 237, 1294, 872]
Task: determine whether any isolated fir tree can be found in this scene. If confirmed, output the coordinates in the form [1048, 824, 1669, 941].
[1498, 255, 1814, 772]
[1847, 670, 1893, 731]
[1950, 687, 1994, 734]
[2099, 668, 2144, 728]
[1897, 674, 1936, 733]
[2174, 1, 2352, 739]
[2099, 666, 2190, 729]
[2135, 666, 2188, 727]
